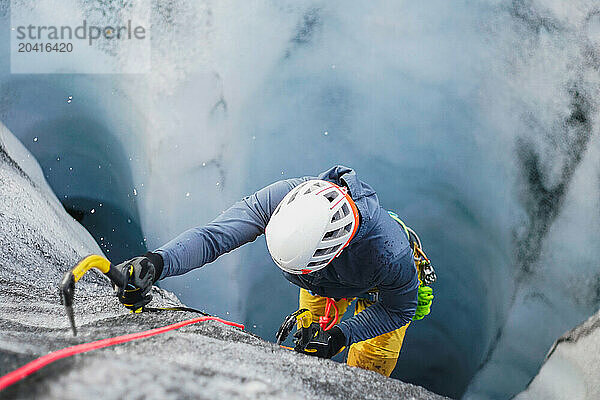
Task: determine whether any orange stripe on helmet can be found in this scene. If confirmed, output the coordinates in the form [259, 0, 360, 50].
[344, 191, 360, 245]
[328, 183, 360, 261]
[301, 181, 360, 274]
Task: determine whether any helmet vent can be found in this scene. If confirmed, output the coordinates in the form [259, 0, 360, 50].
[323, 222, 353, 241]
[331, 209, 342, 222]
[343, 222, 353, 233]
[287, 190, 299, 204]
[323, 190, 339, 202]
[267, 179, 357, 274]
[307, 260, 328, 268]
[272, 204, 281, 216]
[314, 244, 341, 257]
[341, 203, 349, 216]
[323, 228, 339, 240]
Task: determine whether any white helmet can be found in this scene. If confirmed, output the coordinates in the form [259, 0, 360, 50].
[265, 179, 359, 274]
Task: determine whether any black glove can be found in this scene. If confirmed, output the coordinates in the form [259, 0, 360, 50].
[114, 252, 162, 311]
[294, 324, 346, 359]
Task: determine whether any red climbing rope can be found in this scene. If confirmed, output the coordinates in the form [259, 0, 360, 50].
[0, 316, 245, 391]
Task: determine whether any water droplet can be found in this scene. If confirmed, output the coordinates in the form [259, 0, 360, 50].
[127, 218, 131, 223]
[98, 165, 101, 169]
[186, 192, 190, 197]
[90, 208, 95, 214]
[281, 171, 284, 175]
[133, 188, 137, 196]
[56, 157, 60, 161]
[67, 95, 73, 104]
[202, 162, 206, 167]
[99, 203, 103, 207]
[69, 167, 73, 171]
[216, 182, 220, 186]
[33, 137, 38, 142]
[324, 131, 329, 136]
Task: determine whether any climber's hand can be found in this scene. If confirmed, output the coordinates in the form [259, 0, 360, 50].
[294, 324, 346, 359]
[412, 285, 433, 321]
[114, 256, 156, 311]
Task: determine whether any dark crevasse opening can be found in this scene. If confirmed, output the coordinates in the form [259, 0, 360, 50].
[17, 116, 146, 264]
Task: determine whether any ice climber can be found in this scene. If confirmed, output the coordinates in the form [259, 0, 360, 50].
[115, 165, 434, 376]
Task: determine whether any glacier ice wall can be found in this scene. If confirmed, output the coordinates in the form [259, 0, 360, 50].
[514, 310, 600, 400]
[1, 1, 599, 398]
[0, 121, 448, 400]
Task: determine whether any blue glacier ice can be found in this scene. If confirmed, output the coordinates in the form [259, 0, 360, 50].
[1, 1, 599, 398]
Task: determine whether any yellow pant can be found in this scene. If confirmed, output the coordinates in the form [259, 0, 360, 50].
[299, 288, 410, 377]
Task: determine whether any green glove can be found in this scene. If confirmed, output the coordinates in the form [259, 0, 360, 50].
[413, 285, 433, 321]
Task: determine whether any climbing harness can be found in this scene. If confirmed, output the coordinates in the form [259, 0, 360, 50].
[277, 211, 437, 346]
[388, 211, 437, 286]
[299, 212, 437, 334]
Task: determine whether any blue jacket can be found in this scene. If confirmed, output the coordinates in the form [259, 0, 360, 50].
[156, 166, 418, 345]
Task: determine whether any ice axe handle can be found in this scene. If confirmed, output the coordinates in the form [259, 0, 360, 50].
[59, 272, 77, 335]
[105, 263, 126, 288]
[295, 310, 314, 349]
[276, 308, 312, 345]
[59, 255, 125, 336]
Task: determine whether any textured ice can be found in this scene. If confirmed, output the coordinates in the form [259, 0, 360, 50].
[0, 123, 447, 399]
[1, 1, 600, 398]
[514, 309, 600, 400]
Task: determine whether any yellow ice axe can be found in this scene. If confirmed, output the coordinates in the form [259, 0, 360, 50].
[59, 255, 126, 336]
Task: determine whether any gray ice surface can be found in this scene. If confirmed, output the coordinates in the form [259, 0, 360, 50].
[514, 309, 600, 400]
[0, 123, 447, 399]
